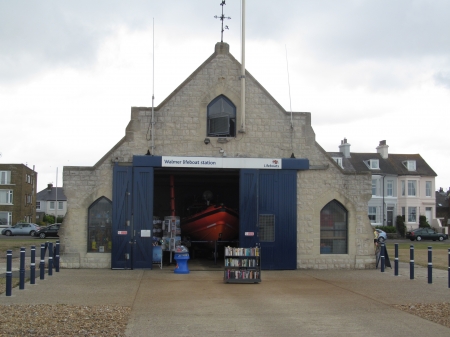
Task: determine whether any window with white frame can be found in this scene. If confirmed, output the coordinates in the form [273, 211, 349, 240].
[58, 201, 63, 210]
[0, 190, 13, 204]
[401, 181, 405, 196]
[0, 211, 12, 226]
[387, 180, 393, 196]
[426, 181, 432, 197]
[372, 179, 377, 196]
[368, 206, 378, 223]
[408, 207, 417, 222]
[49, 201, 55, 210]
[0, 171, 11, 185]
[36, 201, 41, 210]
[333, 157, 343, 168]
[369, 159, 379, 169]
[407, 180, 416, 196]
[403, 160, 416, 171]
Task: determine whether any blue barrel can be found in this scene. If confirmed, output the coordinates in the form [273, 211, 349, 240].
[174, 253, 190, 274]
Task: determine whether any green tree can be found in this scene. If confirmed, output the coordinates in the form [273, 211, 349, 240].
[396, 215, 406, 237]
[419, 215, 430, 228]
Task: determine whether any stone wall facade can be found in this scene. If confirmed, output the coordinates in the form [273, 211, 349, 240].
[61, 42, 375, 269]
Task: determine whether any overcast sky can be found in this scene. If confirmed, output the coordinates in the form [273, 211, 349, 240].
[1, 0, 449, 193]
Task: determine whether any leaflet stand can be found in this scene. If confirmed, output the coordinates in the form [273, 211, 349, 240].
[152, 245, 162, 269]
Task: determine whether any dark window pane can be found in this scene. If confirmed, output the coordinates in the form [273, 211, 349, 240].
[320, 200, 348, 254]
[88, 197, 112, 253]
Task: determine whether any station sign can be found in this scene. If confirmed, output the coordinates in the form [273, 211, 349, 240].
[161, 156, 282, 169]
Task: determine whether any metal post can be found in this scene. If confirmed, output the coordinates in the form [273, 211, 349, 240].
[55, 240, 60, 272]
[448, 248, 450, 289]
[428, 246, 432, 284]
[394, 243, 399, 276]
[410, 245, 414, 280]
[214, 240, 217, 266]
[381, 242, 385, 272]
[30, 245, 36, 284]
[6, 250, 12, 296]
[40, 243, 45, 280]
[19, 247, 25, 290]
[48, 242, 53, 276]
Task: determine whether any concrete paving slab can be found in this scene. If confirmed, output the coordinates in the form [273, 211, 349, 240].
[1, 259, 449, 336]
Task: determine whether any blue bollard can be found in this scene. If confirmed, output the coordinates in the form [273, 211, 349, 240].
[6, 250, 12, 296]
[30, 246, 36, 285]
[55, 241, 60, 272]
[410, 245, 414, 280]
[428, 246, 432, 284]
[19, 247, 25, 290]
[380, 243, 385, 272]
[40, 243, 45, 280]
[48, 242, 53, 276]
[394, 243, 399, 276]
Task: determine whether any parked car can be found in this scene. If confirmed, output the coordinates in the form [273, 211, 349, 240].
[406, 228, 448, 241]
[34, 224, 60, 239]
[375, 229, 387, 243]
[1, 223, 41, 236]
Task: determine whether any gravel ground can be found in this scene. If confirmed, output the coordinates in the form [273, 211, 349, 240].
[392, 302, 450, 329]
[0, 304, 131, 337]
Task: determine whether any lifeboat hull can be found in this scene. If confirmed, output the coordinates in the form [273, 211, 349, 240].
[181, 205, 239, 242]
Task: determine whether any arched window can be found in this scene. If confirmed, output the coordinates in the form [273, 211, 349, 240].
[207, 95, 236, 137]
[320, 200, 348, 254]
[88, 197, 112, 253]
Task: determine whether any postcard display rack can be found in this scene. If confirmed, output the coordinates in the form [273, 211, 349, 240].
[224, 246, 261, 283]
[161, 216, 181, 263]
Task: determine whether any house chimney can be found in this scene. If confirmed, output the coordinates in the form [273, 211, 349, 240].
[376, 140, 389, 159]
[47, 183, 53, 191]
[338, 138, 351, 158]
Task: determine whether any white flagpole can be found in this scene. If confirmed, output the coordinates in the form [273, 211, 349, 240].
[55, 167, 58, 223]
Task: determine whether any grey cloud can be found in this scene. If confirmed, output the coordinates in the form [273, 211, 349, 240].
[434, 71, 450, 89]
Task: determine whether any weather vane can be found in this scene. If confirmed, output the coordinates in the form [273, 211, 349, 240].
[214, 0, 231, 42]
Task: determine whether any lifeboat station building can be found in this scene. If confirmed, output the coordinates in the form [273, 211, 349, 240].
[60, 42, 374, 270]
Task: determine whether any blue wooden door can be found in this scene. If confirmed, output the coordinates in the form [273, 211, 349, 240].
[132, 167, 154, 269]
[239, 169, 297, 270]
[111, 165, 132, 269]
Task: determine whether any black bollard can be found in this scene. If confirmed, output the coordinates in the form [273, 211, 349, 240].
[428, 246, 432, 284]
[6, 250, 12, 296]
[380, 242, 385, 272]
[410, 245, 414, 280]
[394, 243, 399, 276]
[30, 245, 36, 285]
[48, 242, 53, 276]
[55, 241, 60, 272]
[19, 247, 25, 290]
[40, 243, 45, 280]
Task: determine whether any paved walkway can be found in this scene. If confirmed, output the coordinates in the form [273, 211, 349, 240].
[1, 258, 449, 336]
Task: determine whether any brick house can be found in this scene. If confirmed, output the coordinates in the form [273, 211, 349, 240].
[0, 164, 37, 226]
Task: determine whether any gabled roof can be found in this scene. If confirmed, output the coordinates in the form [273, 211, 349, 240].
[327, 152, 436, 177]
[387, 154, 437, 177]
[36, 186, 67, 201]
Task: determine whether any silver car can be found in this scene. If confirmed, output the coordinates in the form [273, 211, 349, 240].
[1, 223, 40, 236]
